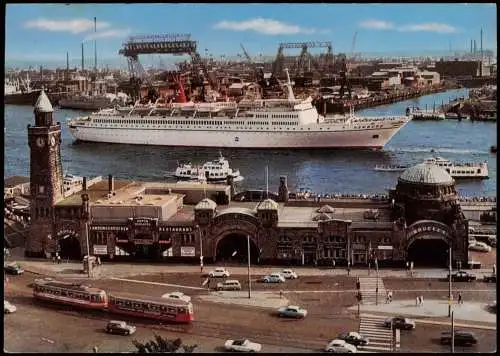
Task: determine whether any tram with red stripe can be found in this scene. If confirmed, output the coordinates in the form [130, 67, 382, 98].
[107, 292, 193, 323]
[33, 278, 108, 310]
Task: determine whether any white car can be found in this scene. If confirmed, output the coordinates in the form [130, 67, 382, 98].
[161, 292, 191, 302]
[263, 273, 286, 283]
[224, 339, 262, 352]
[4, 300, 17, 314]
[209, 267, 230, 278]
[281, 269, 298, 279]
[469, 241, 492, 252]
[325, 339, 357, 353]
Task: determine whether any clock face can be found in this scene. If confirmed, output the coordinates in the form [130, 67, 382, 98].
[50, 136, 56, 147]
[36, 137, 46, 148]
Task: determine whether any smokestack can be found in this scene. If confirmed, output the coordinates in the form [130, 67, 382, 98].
[108, 174, 114, 194]
[473, 40, 477, 53]
[81, 42, 85, 71]
[66, 52, 69, 72]
[82, 177, 87, 191]
[470, 39, 473, 53]
[480, 28, 483, 57]
[94, 17, 97, 71]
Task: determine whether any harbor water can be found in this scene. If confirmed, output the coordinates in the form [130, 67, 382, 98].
[4, 88, 497, 197]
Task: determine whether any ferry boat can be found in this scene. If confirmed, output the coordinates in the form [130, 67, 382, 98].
[423, 157, 489, 179]
[374, 164, 409, 172]
[59, 93, 127, 111]
[66, 70, 411, 149]
[168, 153, 243, 183]
[410, 108, 446, 121]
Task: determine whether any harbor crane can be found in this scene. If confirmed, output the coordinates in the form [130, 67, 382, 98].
[240, 43, 265, 83]
[271, 41, 334, 79]
[119, 33, 217, 101]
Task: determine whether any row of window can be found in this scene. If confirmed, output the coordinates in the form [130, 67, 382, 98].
[279, 235, 391, 244]
[35, 286, 103, 302]
[111, 298, 187, 314]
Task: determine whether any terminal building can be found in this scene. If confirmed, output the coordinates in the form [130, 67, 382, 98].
[26, 91, 469, 267]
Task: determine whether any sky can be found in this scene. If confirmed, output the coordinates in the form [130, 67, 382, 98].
[5, 3, 497, 68]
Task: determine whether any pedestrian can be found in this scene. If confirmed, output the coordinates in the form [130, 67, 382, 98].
[458, 292, 463, 305]
[385, 292, 389, 304]
[406, 261, 409, 271]
[416, 296, 420, 306]
[93, 345, 98, 353]
[388, 290, 393, 303]
[493, 264, 496, 275]
[97, 257, 101, 265]
[420, 295, 424, 307]
[332, 259, 336, 269]
[280, 290, 284, 299]
[57, 255, 61, 264]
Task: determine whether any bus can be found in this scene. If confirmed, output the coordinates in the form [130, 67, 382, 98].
[107, 292, 193, 323]
[33, 278, 108, 310]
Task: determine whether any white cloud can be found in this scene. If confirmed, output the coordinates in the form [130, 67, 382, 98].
[398, 23, 458, 33]
[214, 18, 316, 35]
[24, 18, 111, 34]
[359, 20, 394, 30]
[84, 29, 132, 41]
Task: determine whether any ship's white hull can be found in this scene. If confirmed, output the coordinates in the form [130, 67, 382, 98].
[68, 124, 406, 149]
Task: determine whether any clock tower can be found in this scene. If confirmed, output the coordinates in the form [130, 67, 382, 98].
[26, 90, 64, 257]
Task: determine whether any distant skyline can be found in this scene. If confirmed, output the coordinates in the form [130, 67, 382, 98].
[5, 3, 497, 68]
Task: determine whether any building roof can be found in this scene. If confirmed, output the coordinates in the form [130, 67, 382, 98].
[195, 198, 217, 210]
[4, 176, 29, 188]
[34, 90, 54, 113]
[257, 199, 279, 211]
[399, 163, 454, 185]
[317, 205, 335, 213]
[56, 179, 136, 206]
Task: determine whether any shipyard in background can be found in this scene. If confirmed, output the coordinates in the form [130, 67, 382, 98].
[4, 30, 497, 118]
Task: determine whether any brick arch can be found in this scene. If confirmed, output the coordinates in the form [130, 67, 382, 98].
[55, 227, 82, 260]
[406, 220, 452, 249]
[213, 229, 260, 263]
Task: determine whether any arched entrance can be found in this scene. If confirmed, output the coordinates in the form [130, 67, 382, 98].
[133, 233, 157, 259]
[407, 237, 449, 267]
[215, 233, 260, 264]
[58, 233, 82, 260]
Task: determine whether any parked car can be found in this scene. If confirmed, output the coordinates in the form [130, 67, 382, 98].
[281, 269, 298, 279]
[216, 280, 242, 291]
[4, 300, 17, 314]
[487, 301, 496, 313]
[224, 338, 262, 352]
[325, 339, 357, 353]
[263, 273, 285, 283]
[209, 267, 230, 278]
[449, 271, 476, 282]
[440, 331, 478, 346]
[483, 273, 496, 283]
[105, 320, 136, 335]
[468, 241, 492, 252]
[4, 264, 24, 275]
[337, 331, 370, 346]
[161, 291, 191, 302]
[278, 305, 308, 319]
[384, 316, 415, 330]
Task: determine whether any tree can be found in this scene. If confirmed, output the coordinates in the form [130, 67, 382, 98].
[132, 335, 197, 353]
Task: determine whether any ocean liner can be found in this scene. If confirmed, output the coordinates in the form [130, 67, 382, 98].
[66, 70, 411, 149]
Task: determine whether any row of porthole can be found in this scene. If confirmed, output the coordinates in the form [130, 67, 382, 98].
[87, 125, 377, 131]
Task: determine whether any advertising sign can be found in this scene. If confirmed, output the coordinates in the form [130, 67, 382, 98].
[181, 246, 196, 257]
[93, 245, 108, 255]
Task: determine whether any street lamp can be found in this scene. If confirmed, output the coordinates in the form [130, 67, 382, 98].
[196, 225, 203, 274]
[375, 258, 379, 305]
[247, 235, 252, 299]
[448, 246, 452, 317]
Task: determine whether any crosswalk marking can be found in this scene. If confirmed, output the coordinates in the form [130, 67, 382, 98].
[358, 312, 394, 353]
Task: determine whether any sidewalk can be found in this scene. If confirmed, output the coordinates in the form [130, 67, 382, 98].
[198, 290, 289, 310]
[348, 299, 496, 325]
[12, 259, 496, 280]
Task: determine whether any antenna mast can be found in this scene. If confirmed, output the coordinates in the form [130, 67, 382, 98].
[94, 17, 97, 71]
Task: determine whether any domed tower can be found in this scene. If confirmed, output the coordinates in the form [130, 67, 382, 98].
[26, 90, 64, 257]
[394, 163, 458, 225]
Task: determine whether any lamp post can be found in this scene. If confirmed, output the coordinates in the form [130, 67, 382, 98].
[448, 246, 452, 317]
[375, 258, 379, 305]
[247, 235, 252, 299]
[197, 225, 203, 274]
[451, 310, 455, 353]
[81, 193, 91, 279]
